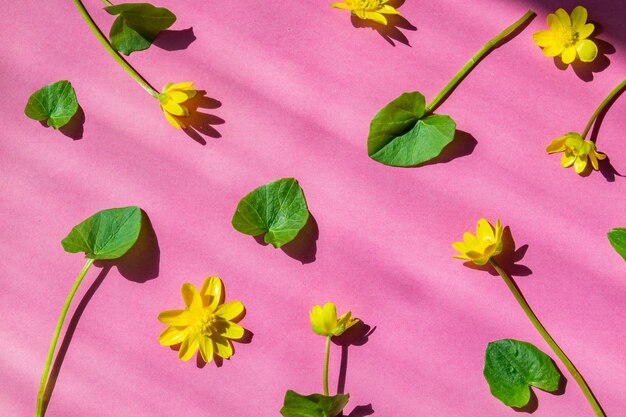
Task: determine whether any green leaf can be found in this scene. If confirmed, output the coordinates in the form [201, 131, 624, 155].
[608, 228, 626, 261]
[24, 80, 78, 129]
[61, 207, 143, 260]
[105, 3, 176, 55]
[280, 390, 350, 417]
[484, 339, 561, 408]
[232, 178, 309, 248]
[367, 91, 456, 167]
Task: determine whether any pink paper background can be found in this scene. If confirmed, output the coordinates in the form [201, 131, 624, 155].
[1, 1, 625, 416]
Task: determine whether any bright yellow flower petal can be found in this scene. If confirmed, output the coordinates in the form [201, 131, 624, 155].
[330, 2, 353, 10]
[554, 8, 571, 27]
[453, 219, 504, 266]
[532, 30, 556, 47]
[157, 309, 194, 326]
[595, 150, 607, 160]
[576, 39, 598, 62]
[199, 336, 214, 362]
[574, 155, 588, 173]
[542, 43, 565, 57]
[168, 81, 195, 91]
[181, 283, 202, 312]
[561, 46, 577, 64]
[322, 303, 337, 333]
[364, 11, 387, 25]
[588, 152, 599, 170]
[546, 137, 567, 153]
[570, 6, 588, 30]
[215, 300, 245, 321]
[159, 326, 189, 346]
[222, 321, 245, 340]
[178, 333, 199, 361]
[310, 303, 358, 337]
[163, 111, 182, 129]
[561, 151, 576, 168]
[213, 335, 234, 359]
[162, 100, 189, 117]
[462, 232, 479, 250]
[547, 13, 562, 31]
[378, 5, 398, 14]
[577, 23, 594, 40]
[200, 276, 224, 312]
[168, 90, 191, 103]
[476, 218, 495, 241]
[494, 219, 503, 243]
[310, 305, 326, 335]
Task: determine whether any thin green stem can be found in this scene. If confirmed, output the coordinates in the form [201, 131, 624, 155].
[581, 78, 626, 139]
[489, 259, 605, 417]
[71, 0, 159, 97]
[323, 336, 331, 396]
[35, 258, 95, 417]
[99, 0, 113, 6]
[425, 10, 535, 115]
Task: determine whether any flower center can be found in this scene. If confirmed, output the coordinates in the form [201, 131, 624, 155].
[558, 27, 578, 47]
[194, 310, 219, 336]
[355, 0, 383, 11]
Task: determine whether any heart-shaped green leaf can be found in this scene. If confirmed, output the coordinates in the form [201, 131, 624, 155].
[24, 80, 79, 129]
[232, 178, 309, 248]
[608, 228, 626, 261]
[367, 91, 456, 167]
[280, 390, 350, 417]
[61, 206, 143, 260]
[105, 3, 176, 55]
[484, 339, 561, 408]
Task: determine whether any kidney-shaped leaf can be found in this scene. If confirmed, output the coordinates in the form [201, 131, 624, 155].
[105, 3, 176, 55]
[367, 91, 456, 167]
[484, 339, 561, 408]
[62, 206, 142, 260]
[280, 390, 350, 417]
[24, 80, 78, 129]
[608, 228, 626, 261]
[232, 178, 309, 248]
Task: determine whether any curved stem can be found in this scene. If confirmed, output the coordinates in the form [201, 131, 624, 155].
[489, 259, 605, 417]
[425, 10, 535, 115]
[71, 0, 159, 97]
[35, 258, 95, 417]
[323, 336, 331, 396]
[581, 78, 626, 139]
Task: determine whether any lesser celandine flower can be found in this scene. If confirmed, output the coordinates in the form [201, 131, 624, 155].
[330, 0, 400, 25]
[452, 219, 606, 416]
[310, 302, 359, 337]
[532, 6, 597, 64]
[158, 82, 198, 129]
[158, 276, 246, 362]
[546, 132, 606, 174]
[452, 218, 503, 266]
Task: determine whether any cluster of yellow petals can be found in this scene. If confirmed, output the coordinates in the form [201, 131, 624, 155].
[452, 219, 503, 266]
[158, 276, 246, 362]
[330, 0, 400, 26]
[158, 82, 197, 129]
[532, 6, 597, 64]
[310, 302, 359, 337]
[546, 132, 606, 174]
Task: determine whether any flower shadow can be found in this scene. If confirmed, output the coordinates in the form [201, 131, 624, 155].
[350, 10, 416, 47]
[180, 91, 225, 145]
[332, 321, 376, 416]
[463, 226, 532, 277]
[153, 27, 196, 51]
[194, 329, 255, 369]
[553, 36, 614, 82]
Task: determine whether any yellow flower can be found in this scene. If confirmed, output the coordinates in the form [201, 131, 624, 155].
[158, 276, 246, 362]
[453, 219, 504, 266]
[158, 82, 197, 129]
[532, 6, 597, 64]
[546, 132, 606, 174]
[330, 0, 400, 25]
[310, 303, 359, 337]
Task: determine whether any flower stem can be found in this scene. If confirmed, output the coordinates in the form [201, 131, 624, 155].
[581, 78, 626, 139]
[35, 258, 95, 417]
[489, 259, 605, 417]
[425, 10, 535, 115]
[71, 0, 159, 97]
[323, 336, 331, 396]
[99, 0, 113, 6]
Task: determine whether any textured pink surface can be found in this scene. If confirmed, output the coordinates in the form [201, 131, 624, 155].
[1, 1, 625, 416]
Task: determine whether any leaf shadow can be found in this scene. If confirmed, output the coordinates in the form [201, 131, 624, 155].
[41, 265, 112, 416]
[415, 130, 477, 167]
[39, 105, 85, 140]
[513, 363, 567, 414]
[463, 226, 532, 277]
[95, 210, 160, 282]
[333, 321, 376, 417]
[153, 27, 196, 51]
[350, 0, 416, 47]
[281, 214, 319, 264]
[179, 91, 225, 145]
